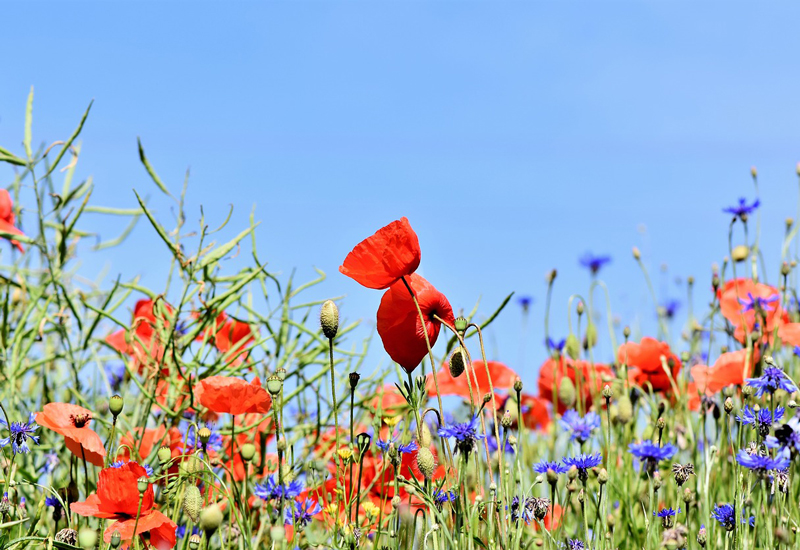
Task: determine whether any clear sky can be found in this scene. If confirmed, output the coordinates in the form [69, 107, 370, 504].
[2, 1, 800, 388]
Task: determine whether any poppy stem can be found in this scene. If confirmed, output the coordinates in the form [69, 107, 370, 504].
[131, 491, 144, 550]
[327, 336, 343, 506]
[80, 445, 89, 498]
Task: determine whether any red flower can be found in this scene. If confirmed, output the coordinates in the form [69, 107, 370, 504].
[71, 462, 177, 549]
[0, 190, 24, 252]
[369, 385, 409, 416]
[195, 376, 271, 415]
[537, 356, 614, 412]
[427, 360, 518, 400]
[105, 299, 173, 372]
[618, 337, 681, 394]
[687, 349, 758, 410]
[195, 312, 257, 364]
[717, 278, 786, 343]
[339, 217, 421, 290]
[37, 403, 106, 466]
[376, 274, 454, 373]
[117, 426, 184, 464]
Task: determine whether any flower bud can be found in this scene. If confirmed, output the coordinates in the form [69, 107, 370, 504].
[576, 301, 584, 315]
[750, 166, 758, 178]
[198, 427, 211, 445]
[558, 377, 576, 408]
[565, 333, 580, 360]
[513, 378, 523, 393]
[547, 269, 557, 283]
[724, 397, 734, 414]
[731, 245, 749, 262]
[137, 476, 149, 494]
[109, 395, 124, 417]
[546, 468, 559, 486]
[416, 447, 436, 480]
[110, 530, 121, 548]
[602, 385, 613, 400]
[320, 300, 339, 339]
[78, 528, 97, 549]
[391, 496, 401, 509]
[277, 439, 287, 452]
[270, 525, 286, 543]
[623, 326, 631, 339]
[266, 375, 283, 396]
[449, 347, 468, 378]
[656, 417, 666, 430]
[584, 322, 597, 349]
[598, 468, 608, 485]
[482, 393, 492, 405]
[632, 247, 641, 260]
[501, 410, 512, 428]
[697, 525, 707, 547]
[567, 465, 578, 481]
[200, 504, 224, 533]
[616, 394, 633, 425]
[239, 442, 255, 462]
[189, 534, 202, 550]
[416, 422, 432, 448]
[183, 485, 202, 522]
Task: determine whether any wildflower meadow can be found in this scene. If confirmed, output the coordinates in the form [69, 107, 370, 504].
[3, 91, 800, 550]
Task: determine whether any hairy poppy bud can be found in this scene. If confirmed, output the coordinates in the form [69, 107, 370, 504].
[585, 322, 597, 349]
[137, 477, 149, 494]
[78, 528, 97, 549]
[200, 504, 224, 533]
[270, 526, 286, 543]
[391, 496, 401, 509]
[565, 333, 580, 360]
[109, 395, 124, 417]
[189, 534, 202, 550]
[731, 245, 748, 262]
[184, 485, 202, 522]
[179, 454, 202, 475]
[320, 300, 339, 339]
[558, 377, 576, 408]
[416, 447, 436, 480]
[416, 423, 432, 448]
[110, 530, 121, 549]
[454, 316, 468, 333]
[449, 347, 468, 378]
[266, 375, 282, 396]
[576, 301, 584, 315]
[157, 445, 172, 464]
[240, 442, 256, 462]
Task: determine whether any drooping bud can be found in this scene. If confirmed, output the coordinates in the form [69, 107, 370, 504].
[183, 485, 202, 522]
[584, 322, 598, 349]
[416, 422, 432, 448]
[320, 300, 339, 340]
[449, 347, 468, 378]
[416, 447, 436, 480]
[109, 395, 124, 417]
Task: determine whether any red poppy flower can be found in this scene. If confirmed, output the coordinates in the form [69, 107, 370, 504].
[499, 393, 551, 432]
[687, 349, 758, 410]
[339, 217, 421, 290]
[537, 356, 614, 413]
[195, 312, 257, 364]
[368, 385, 409, 416]
[105, 299, 174, 372]
[71, 461, 177, 549]
[0, 190, 24, 252]
[376, 274, 454, 373]
[195, 376, 271, 415]
[37, 403, 106, 466]
[618, 337, 681, 394]
[118, 426, 184, 463]
[717, 278, 787, 343]
[427, 360, 518, 401]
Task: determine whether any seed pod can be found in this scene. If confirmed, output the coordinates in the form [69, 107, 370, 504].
[183, 485, 202, 522]
[449, 346, 468, 378]
[616, 394, 633, 425]
[320, 300, 339, 339]
[109, 395, 124, 417]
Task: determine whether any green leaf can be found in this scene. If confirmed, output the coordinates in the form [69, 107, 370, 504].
[137, 137, 174, 198]
[0, 152, 26, 167]
[133, 190, 182, 261]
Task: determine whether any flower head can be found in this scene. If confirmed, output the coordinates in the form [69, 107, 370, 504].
[36, 403, 105, 466]
[712, 504, 736, 531]
[579, 252, 612, 274]
[746, 366, 798, 397]
[432, 489, 458, 507]
[723, 197, 760, 219]
[0, 412, 39, 454]
[547, 338, 566, 352]
[284, 498, 321, 528]
[737, 405, 784, 437]
[618, 337, 682, 394]
[562, 452, 602, 481]
[195, 376, 271, 415]
[561, 409, 601, 444]
[739, 292, 779, 313]
[533, 460, 570, 476]
[376, 437, 417, 455]
[438, 416, 485, 456]
[0, 190, 25, 252]
[254, 475, 304, 502]
[628, 440, 677, 474]
[736, 449, 790, 473]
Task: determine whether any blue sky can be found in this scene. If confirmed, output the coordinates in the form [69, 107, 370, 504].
[2, 2, 800, 387]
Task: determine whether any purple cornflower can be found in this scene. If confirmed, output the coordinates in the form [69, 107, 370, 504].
[579, 252, 612, 275]
[723, 197, 760, 219]
[562, 452, 602, 481]
[0, 413, 40, 455]
[533, 460, 570, 476]
[766, 417, 800, 454]
[746, 365, 798, 397]
[254, 476, 305, 501]
[547, 337, 566, 352]
[284, 498, 321, 528]
[44, 495, 61, 511]
[486, 434, 514, 455]
[432, 489, 458, 507]
[660, 299, 680, 320]
[737, 405, 784, 437]
[517, 296, 534, 311]
[739, 292, 779, 313]
[736, 449, 790, 474]
[105, 362, 126, 391]
[561, 410, 601, 445]
[711, 504, 736, 531]
[628, 440, 677, 474]
[438, 416, 485, 456]
[376, 437, 418, 455]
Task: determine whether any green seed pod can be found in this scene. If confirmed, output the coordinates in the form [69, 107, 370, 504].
[454, 317, 468, 333]
[183, 485, 202, 522]
[110, 530, 121, 548]
[266, 375, 283, 396]
[109, 395, 124, 417]
[137, 476, 149, 494]
[320, 300, 339, 339]
[240, 443, 256, 462]
[157, 445, 172, 464]
[416, 447, 436, 480]
[198, 427, 211, 445]
[448, 346, 468, 378]
[564, 333, 580, 360]
[200, 503, 224, 533]
[416, 422, 432, 448]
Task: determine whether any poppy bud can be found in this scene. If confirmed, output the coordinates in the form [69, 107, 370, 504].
[356, 432, 371, 455]
[513, 378, 523, 393]
[585, 322, 597, 349]
[349, 372, 361, 390]
[416, 447, 436, 480]
[565, 333, 580, 360]
[180, 454, 202, 475]
[454, 316, 468, 334]
[616, 394, 633, 425]
[189, 534, 202, 550]
[198, 427, 211, 445]
[266, 375, 283, 396]
[78, 528, 97, 549]
[110, 530, 121, 548]
[183, 485, 202, 522]
[623, 326, 631, 339]
[200, 503, 224, 533]
[750, 166, 758, 178]
[416, 422, 432, 448]
[157, 446, 172, 464]
[731, 245, 749, 262]
[576, 301, 584, 315]
[137, 477, 149, 494]
[547, 269, 557, 283]
[277, 439, 287, 452]
[391, 496, 401, 509]
[449, 347, 468, 378]
[632, 247, 641, 260]
[320, 300, 339, 340]
[109, 395, 124, 417]
[558, 377, 576, 408]
[782, 262, 792, 276]
[240, 442, 256, 462]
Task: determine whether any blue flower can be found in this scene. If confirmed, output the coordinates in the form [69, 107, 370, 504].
[562, 453, 602, 480]
[737, 405, 784, 436]
[284, 498, 321, 528]
[432, 489, 458, 506]
[0, 413, 40, 455]
[109, 460, 125, 468]
[534, 460, 570, 476]
[746, 366, 798, 397]
[143, 464, 154, 477]
[547, 338, 566, 352]
[766, 417, 800, 453]
[579, 252, 612, 274]
[566, 540, 587, 550]
[40, 451, 59, 475]
[176, 525, 200, 539]
[739, 292, 779, 313]
[561, 409, 601, 444]
[376, 437, 418, 455]
[628, 440, 677, 473]
[486, 434, 515, 455]
[438, 416, 485, 455]
[507, 496, 535, 524]
[254, 475, 305, 502]
[654, 507, 679, 518]
[723, 197, 760, 219]
[736, 449, 790, 473]
[660, 299, 680, 319]
[44, 495, 61, 511]
[712, 504, 736, 531]
[517, 296, 534, 310]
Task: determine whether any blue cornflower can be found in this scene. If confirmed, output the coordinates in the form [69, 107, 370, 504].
[486, 434, 514, 455]
[44, 495, 61, 511]
[143, 464, 154, 477]
[109, 460, 125, 468]
[794, 346, 800, 358]
[660, 299, 680, 320]
[712, 504, 736, 531]
[579, 252, 612, 275]
[654, 507, 680, 527]
[438, 416, 485, 456]
[547, 338, 566, 352]
[176, 525, 200, 539]
[533, 460, 570, 476]
[737, 405, 784, 437]
[517, 296, 534, 310]
[561, 410, 601, 444]
[736, 449, 790, 473]
[432, 489, 458, 506]
[254, 475, 304, 502]
[284, 498, 321, 528]
[376, 437, 418, 455]
[507, 496, 535, 524]
[566, 540, 587, 550]
[105, 363, 126, 391]
[739, 292, 779, 313]
[766, 417, 800, 454]
[0, 413, 40, 455]
[746, 365, 798, 397]
[40, 451, 59, 475]
[723, 197, 760, 219]
[628, 440, 677, 473]
[562, 453, 602, 481]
